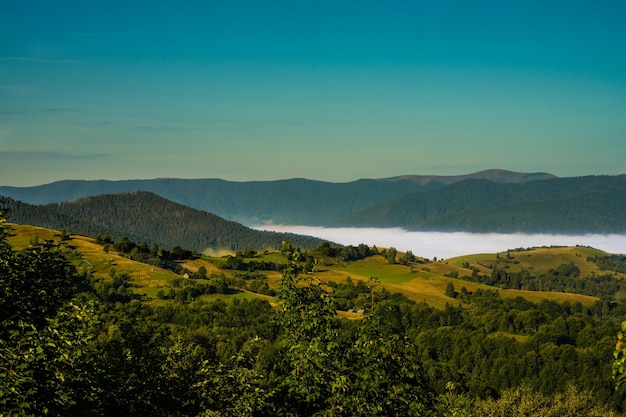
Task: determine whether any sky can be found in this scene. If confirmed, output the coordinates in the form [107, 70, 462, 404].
[1, 0, 626, 186]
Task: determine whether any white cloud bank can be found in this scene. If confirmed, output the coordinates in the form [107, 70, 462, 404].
[252, 225, 626, 260]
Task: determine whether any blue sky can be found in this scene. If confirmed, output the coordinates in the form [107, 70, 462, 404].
[1, 0, 625, 186]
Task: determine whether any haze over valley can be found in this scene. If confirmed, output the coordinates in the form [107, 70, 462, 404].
[252, 226, 626, 260]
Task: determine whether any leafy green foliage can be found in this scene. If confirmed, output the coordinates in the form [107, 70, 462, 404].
[0, 202, 99, 416]
[614, 320, 626, 390]
[274, 253, 434, 416]
[195, 349, 273, 416]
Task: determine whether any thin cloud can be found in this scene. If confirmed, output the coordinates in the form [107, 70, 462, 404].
[0, 151, 106, 160]
[0, 108, 78, 116]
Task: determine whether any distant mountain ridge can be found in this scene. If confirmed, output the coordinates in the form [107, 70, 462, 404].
[0, 177, 432, 225]
[2, 171, 624, 235]
[381, 169, 557, 185]
[0, 169, 553, 226]
[342, 175, 626, 234]
[4, 192, 327, 252]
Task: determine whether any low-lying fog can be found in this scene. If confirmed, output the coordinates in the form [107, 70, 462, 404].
[253, 225, 626, 260]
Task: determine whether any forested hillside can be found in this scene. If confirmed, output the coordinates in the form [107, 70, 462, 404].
[0, 169, 554, 227]
[342, 175, 626, 233]
[2, 173, 624, 233]
[0, 177, 435, 225]
[4, 192, 327, 252]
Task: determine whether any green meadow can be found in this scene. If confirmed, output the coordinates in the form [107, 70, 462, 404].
[8, 223, 619, 309]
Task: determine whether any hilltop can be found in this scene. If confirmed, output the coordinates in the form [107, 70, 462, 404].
[380, 168, 556, 185]
[4, 192, 327, 252]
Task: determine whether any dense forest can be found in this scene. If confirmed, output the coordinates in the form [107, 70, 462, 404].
[343, 175, 626, 233]
[2, 204, 626, 416]
[4, 192, 327, 252]
[0, 176, 435, 225]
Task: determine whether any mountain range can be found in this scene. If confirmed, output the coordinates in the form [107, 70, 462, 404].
[2, 170, 625, 243]
[1, 169, 555, 224]
[343, 175, 626, 233]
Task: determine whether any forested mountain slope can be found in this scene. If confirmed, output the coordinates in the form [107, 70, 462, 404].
[0, 177, 435, 225]
[4, 192, 327, 251]
[4, 171, 622, 234]
[0, 169, 552, 226]
[341, 175, 626, 233]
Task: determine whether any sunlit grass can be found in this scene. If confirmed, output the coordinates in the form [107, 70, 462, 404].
[7, 223, 60, 249]
[4, 223, 609, 310]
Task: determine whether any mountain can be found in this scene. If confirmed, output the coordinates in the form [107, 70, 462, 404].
[4, 192, 328, 251]
[2, 172, 623, 234]
[341, 175, 626, 234]
[0, 178, 434, 226]
[0, 169, 550, 226]
[380, 168, 557, 186]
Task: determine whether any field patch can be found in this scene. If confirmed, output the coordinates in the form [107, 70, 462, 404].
[332, 256, 420, 284]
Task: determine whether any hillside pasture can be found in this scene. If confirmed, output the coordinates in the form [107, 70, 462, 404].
[3, 223, 609, 310]
[7, 223, 60, 248]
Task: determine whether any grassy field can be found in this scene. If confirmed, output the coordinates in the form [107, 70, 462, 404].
[6, 223, 615, 310]
[7, 224, 60, 248]
[447, 246, 617, 278]
[8, 224, 181, 290]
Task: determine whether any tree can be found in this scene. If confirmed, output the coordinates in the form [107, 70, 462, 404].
[387, 247, 398, 264]
[195, 343, 273, 417]
[445, 282, 458, 299]
[275, 265, 339, 414]
[196, 266, 207, 279]
[614, 320, 626, 390]
[0, 202, 99, 415]
[275, 247, 434, 416]
[401, 250, 416, 264]
[114, 236, 135, 253]
[334, 313, 434, 416]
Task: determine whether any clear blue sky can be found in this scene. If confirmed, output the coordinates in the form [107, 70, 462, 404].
[1, 0, 625, 186]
